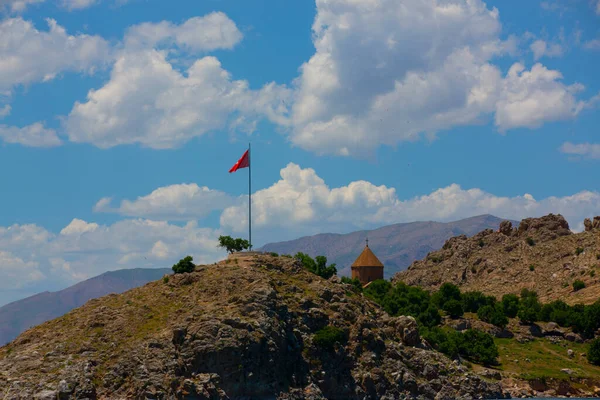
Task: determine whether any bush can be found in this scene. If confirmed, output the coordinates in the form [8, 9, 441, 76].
[218, 235, 250, 254]
[172, 256, 195, 274]
[589, 338, 600, 366]
[269, 252, 279, 257]
[526, 237, 535, 246]
[573, 280, 585, 292]
[295, 253, 337, 279]
[432, 283, 462, 308]
[518, 289, 541, 324]
[443, 299, 464, 319]
[575, 247, 584, 256]
[501, 294, 520, 318]
[163, 276, 169, 284]
[529, 265, 535, 271]
[478, 239, 485, 247]
[462, 291, 495, 313]
[423, 328, 498, 365]
[313, 326, 346, 351]
[341, 276, 363, 292]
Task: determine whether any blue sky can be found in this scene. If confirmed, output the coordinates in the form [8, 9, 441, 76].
[0, 0, 599, 306]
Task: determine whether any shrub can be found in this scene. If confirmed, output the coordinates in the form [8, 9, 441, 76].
[461, 329, 499, 365]
[269, 252, 279, 257]
[526, 237, 535, 246]
[462, 291, 494, 313]
[295, 253, 337, 279]
[443, 299, 464, 319]
[432, 283, 462, 308]
[591, 270, 596, 277]
[313, 326, 346, 351]
[163, 276, 169, 284]
[341, 276, 363, 293]
[218, 235, 250, 253]
[573, 280, 585, 292]
[575, 247, 584, 256]
[501, 294, 520, 318]
[518, 289, 541, 324]
[529, 265, 535, 271]
[478, 239, 485, 247]
[589, 338, 600, 366]
[597, 254, 600, 260]
[172, 256, 195, 274]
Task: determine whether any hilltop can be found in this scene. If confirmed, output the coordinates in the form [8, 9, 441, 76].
[261, 214, 513, 278]
[0, 254, 506, 399]
[394, 214, 600, 304]
[0, 268, 171, 346]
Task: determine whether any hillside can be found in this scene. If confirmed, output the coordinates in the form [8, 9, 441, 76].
[0, 254, 506, 399]
[0, 268, 171, 346]
[394, 214, 600, 304]
[260, 214, 513, 278]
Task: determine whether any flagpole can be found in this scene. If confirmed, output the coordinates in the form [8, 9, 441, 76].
[248, 142, 252, 250]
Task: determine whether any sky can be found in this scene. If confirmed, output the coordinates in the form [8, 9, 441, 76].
[0, 0, 599, 306]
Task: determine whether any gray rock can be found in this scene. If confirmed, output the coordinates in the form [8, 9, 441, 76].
[34, 390, 57, 400]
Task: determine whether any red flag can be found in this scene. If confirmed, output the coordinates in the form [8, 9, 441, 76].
[229, 149, 250, 173]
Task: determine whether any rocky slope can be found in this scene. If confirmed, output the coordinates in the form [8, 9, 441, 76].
[0, 268, 171, 346]
[394, 214, 600, 304]
[261, 214, 514, 278]
[0, 253, 507, 399]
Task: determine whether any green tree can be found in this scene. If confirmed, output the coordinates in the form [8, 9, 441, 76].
[172, 255, 195, 274]
[501, 294, 520, 318]
[460, 329, 499, 365]
[432, 282, 462, 308]
[588, 338, 600, 366]
[573, 280, 585, 292]
[518, 289, 541, 324]
[313, 326, 347, 351]
[295, 253, 337, 279]
[341, 276, 363, 292]
[462, 291, 493, 313]
[218, 235, 250, 254]
[443, 299, 464, 319]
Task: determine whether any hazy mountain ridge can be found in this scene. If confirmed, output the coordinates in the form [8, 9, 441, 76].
[0, 268, 171, 346]
[260, 214, 515, 278]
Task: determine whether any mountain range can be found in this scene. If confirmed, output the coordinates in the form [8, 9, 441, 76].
[0, 267, 170, 346]
[260, 214, 514, 278]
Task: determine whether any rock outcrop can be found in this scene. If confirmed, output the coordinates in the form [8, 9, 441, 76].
[394, 214, 600, 304]
[0, 254, 507, 399]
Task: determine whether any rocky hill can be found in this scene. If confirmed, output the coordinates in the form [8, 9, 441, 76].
[261, 214, 513, 278]
[394, 214, 600, 304]
[0, 268, 171, 346]
[0, 254, 506, 399]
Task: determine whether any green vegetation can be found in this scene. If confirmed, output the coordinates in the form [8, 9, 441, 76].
[478, 238, 485, 247]
[341, 276, 363, 292]
[218, 235, 251, 254]
[526, 237, 535, 246]
[423, 328, 498, 366]
[589, 338, 600, 366]
[313, 326, 346, 351]
[163, 276, 169, 284]
[573, 280, 585, 292]
[575, 247, 584, 256]
[529, 264, 535, 271]
[477, 304, 508, 329]
[443, 299, 464, 319]
[172, 256, 195, 274]
[269, 252, 279, 257]
[295, 253, 337, 279]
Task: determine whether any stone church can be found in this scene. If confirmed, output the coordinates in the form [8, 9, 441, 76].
[351, 240, 384, 286]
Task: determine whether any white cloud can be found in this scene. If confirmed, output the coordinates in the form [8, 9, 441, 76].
[94, 183, 234, 220]
[0, 18, 111, 92]
[560, 142, 600, 159]
[0, 0, 43, 13]
[0, 218, 224, 306]
[1, 0, 128, 12]
[124, 12, 243, 52]
[596, 0, 600, 14]
[0, 105, 10, 118]
[584, 38, 600, 50]
[65, 49, 291, 148]
[220, 163, 600, 238]
[0, 122, 61, 147]
[494, 63, 585, 130]
[287, 0, 589, 156]
[530, 39, 564, 60]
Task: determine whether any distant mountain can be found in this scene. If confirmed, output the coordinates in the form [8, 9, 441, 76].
[260, 215, 515, 278]
[0, 268, 171, 346]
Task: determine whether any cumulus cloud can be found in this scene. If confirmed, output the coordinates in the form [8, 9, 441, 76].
[0, 122, 62, 147]
[584, 38, 600, 50]
[495, 63, 585, 130]
[220, 163, 600, 237]
[0, 0, 43, 13]
[0, 18, 111, 92]
[124, 12, 243, 52]
[0, 218, 224, 306]
[0, 105, 10, 118]
[94, 183, 234, 220]
[1, 0, 128, 12]
[65, 50, 291, 148]
[530, 39, 564, 60]
[288, 0, 590, 156]
[560, 142, 600, 159]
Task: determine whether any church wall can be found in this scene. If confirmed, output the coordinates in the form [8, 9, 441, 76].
[351, 266, 384, 285]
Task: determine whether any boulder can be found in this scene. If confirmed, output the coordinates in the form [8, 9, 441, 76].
[499, 220, 513, 236]
[565, 332, 584, 343]
[394, 316, 420, 346]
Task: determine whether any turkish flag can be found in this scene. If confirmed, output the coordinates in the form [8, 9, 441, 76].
[229, 149, 250, 173]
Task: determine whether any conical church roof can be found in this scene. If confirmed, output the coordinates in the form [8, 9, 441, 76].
[351, 244, 384, 268]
